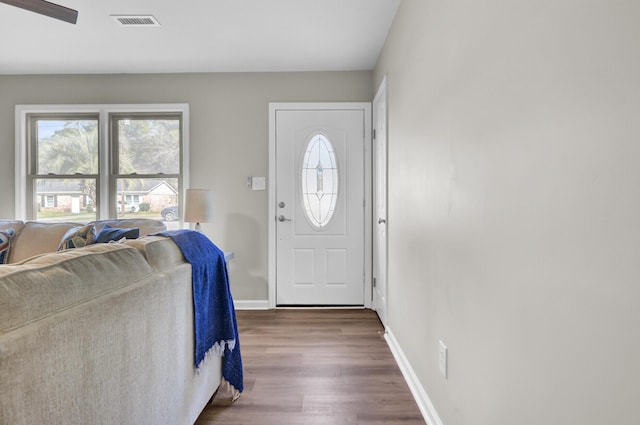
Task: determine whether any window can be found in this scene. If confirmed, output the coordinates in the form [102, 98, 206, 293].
[28, 115, 100, 220]
[111, 114, 182, 219]
[16, 104, 189, 225]
[44, 195, 56, 208]
[301, 134, 339, 229]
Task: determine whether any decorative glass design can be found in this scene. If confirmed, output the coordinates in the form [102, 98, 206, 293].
[301, 134, 338, 228]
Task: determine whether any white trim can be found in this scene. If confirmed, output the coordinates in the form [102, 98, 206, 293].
[182, 105, 191, 214]
[14, 103, 189, 222]
[14, 108, 27, 220]
[268, 103, 278, 309]
[233, 300, 270, 310]
[98, 109, 110, 221]
[385, 327, 445, 425]
[372, 75, 389, 326]
[268, 102, 372, 309]
[277, 305, 366, 310]
[362, 105, 373, 309]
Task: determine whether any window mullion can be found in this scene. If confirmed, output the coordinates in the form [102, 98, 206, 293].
[99, 109, 110, 221]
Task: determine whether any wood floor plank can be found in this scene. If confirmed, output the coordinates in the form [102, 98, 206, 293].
[194, 309, 426, 425]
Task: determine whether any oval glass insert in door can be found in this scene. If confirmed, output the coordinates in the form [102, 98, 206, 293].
[301, 134, 339, 229]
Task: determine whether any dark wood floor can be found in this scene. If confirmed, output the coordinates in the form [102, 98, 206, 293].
[195, 309, 426, 425]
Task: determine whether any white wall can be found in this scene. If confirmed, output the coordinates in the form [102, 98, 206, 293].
[375, 1, 640, 424]
[0, 71, 373, 300]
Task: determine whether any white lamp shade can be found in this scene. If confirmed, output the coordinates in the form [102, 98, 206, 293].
[184, 189, 214, 223]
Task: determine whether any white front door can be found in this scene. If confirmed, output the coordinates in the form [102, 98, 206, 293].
[373, 78, 388, 325]
[273, 106, 368, 305]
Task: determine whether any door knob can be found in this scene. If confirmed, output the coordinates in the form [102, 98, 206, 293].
[278, 215, 293, 222]
[378, 218, 386, 224]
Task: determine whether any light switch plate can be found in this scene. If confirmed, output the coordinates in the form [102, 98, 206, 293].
[251, 176, 266, 190]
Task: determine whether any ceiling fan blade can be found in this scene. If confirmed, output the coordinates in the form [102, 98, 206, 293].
[0, 0, 77, 24]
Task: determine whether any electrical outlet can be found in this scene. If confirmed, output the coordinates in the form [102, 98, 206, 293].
[438, 340, 448, 379]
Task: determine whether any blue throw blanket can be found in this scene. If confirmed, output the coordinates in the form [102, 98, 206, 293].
[154, 229, 243, 398]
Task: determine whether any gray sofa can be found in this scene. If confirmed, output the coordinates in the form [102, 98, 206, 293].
[0, 220, 222, 425]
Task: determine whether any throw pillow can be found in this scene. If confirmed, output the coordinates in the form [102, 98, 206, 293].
[57, 224, 97, 251]
[0, 228, 15, 264]
[95, 225, 140, 244]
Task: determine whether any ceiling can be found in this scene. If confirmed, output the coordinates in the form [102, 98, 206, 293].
[0, 0, 400, 75]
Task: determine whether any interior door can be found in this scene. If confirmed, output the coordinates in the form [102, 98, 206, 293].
[373, 78, 388, 325]
[275, 108, 365, 305]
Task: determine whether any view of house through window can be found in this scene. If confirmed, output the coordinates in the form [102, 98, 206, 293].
[31, 116, 99, 221]
[112, 116, 181, 222]
[24, 107, 186, 227]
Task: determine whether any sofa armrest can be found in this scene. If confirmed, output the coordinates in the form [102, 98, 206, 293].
[124, 236, 186, 271]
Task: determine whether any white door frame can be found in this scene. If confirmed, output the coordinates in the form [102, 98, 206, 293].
[372, 76, 389, 326]
[268, 102, 372, 309]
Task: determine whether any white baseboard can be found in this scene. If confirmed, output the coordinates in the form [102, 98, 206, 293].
[233, 299, 270, 310]
[385, 327, 444, 425]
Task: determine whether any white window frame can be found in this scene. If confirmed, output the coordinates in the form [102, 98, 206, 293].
[15, 103, 190, 221]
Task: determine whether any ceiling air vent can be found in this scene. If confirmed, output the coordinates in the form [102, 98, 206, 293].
[112, 15, 160, 27]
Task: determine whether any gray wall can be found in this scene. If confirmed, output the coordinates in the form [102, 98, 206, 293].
[375, 1, 640, 424]
[0, 71, 373, 300]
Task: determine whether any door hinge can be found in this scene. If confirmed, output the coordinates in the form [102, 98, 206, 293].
[373, 277, 377, 288]
[373, 129, 376, 140]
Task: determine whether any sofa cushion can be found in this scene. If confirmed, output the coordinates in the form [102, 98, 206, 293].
[0, 228, 15, 264]
[95, 224, 140, 243]
[0, 243, 153, 334]
[8, 221, 84, 263]
[57, 224, 97, 250]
